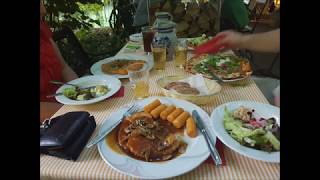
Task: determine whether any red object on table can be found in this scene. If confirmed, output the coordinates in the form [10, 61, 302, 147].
[108, 86, 125, 99]
[194, 34, 228, 55]
[204, 138, 226, 166]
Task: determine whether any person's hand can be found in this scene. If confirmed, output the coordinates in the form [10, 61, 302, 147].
[216, 30, 247, 49]
[274, 95, 280, 107]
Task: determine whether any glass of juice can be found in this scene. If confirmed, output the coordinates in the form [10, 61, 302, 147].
[152, 41, 166, 70]
[141, 26, 155, 54]
[175, 39, 187, 68]
[128, 63, 150, 99]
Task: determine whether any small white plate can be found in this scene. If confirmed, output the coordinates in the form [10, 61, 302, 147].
[210, 101, 280, 163]
[90, 54, 154, 79]
[55, 75, 121, 105]
[97, 96, 212, 179]
[129, 33, 143, 43]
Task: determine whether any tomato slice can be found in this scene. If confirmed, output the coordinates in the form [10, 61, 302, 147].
[249, 119, 261, 128]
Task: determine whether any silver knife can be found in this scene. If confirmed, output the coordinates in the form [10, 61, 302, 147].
[192, 110, 223, 166]
[207, 66, 224, 83]
[86, 104, 136, 148]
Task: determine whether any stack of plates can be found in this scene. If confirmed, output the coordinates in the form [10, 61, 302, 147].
[129, 33, 143, 43]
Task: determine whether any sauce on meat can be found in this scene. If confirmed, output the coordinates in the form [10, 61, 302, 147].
[106, 118, 185, 162]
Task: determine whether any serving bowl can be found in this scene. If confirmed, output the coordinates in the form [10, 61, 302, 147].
[156, 75, 221, 105]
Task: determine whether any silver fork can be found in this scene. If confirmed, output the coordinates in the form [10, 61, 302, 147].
[86, 103, 140, 148]
[46, 85, 99, 98]
[50, 80, 79, 88]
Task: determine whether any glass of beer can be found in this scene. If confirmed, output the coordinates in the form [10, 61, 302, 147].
[128, 63, 150, 99]
[175, 39, 188, 68]
[141, 26, 155, 54]
[152, 41, 166, 70]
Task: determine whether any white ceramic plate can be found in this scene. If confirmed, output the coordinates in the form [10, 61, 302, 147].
[55, 75, 121, 105]
[129, 33, 143, 43]
[210, 101, 280, 163]
[97, 96, 212, 179]
[90, 54, 154, 79]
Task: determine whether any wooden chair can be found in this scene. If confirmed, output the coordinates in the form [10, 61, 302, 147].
[245, 0, 273, 33]
[52, 26, 92, 77]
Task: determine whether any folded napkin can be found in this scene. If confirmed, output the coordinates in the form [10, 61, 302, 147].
[108, 86, 125, 99]
[204, 138, 226, 166]
[122, 43, 142, 53]
[176, 74, 210, 95]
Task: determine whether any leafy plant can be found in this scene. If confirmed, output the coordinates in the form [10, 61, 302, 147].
[76, 28, 125, 62]
[44, 0, 103, 30]
[45, 0, 136, 65]
[109, 0, 136, 39]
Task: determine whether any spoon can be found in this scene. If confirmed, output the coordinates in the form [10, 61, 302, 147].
[46, 92, 63, 98]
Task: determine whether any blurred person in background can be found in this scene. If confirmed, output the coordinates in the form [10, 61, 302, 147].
[40, 1, 78, 122]
[217, 29, 280, 107]
[220, 0, 250, 31]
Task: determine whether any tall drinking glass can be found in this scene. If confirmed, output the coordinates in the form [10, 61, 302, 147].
[175, 39, 187, 68]
[152, 41, 166, 71]
[141, 26, 155, 54]
[128, 64, 150, 99]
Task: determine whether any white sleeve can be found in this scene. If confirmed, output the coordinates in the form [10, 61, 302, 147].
[273, 85, 280, 97]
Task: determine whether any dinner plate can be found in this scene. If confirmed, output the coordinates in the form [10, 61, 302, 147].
[210, 101, 280, 163]
[55, 75, 121, 105]
[97, 96, 212, 179]
[90, 54, 154, 79]
[129, 33, 143, 43]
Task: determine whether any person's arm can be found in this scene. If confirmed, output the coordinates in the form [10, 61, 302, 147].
[217, 29, 280, 53]
[273, 85, 280, 107]
[50, 39, 78, 82]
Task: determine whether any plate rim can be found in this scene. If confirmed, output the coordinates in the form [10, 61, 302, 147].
[210, 100, 280, 163]
[97, 96, 211, 179]
[55, 74, 121, 105]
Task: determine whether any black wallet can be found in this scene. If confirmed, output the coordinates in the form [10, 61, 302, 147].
[40, 111, 96, 161]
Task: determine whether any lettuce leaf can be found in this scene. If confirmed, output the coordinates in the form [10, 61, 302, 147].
[223, 107, 280, 151]
[264, 131, 280, 150]
[224, 107, 266, 145]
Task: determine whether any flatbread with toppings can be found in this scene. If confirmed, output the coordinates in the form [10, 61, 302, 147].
[186, 54, 252, 81]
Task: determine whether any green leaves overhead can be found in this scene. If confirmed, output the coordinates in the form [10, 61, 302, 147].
[44, 0, 103, 30]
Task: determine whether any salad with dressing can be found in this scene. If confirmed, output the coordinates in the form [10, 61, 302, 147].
[63, 85, 110, 101]
[224, 106, 280, 152]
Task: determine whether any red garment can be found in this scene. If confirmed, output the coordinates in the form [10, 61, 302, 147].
[40, 20, 63, 102]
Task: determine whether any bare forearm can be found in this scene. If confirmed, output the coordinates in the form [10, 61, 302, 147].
[61, 65, 78, 82]
[240, 29, 280, 52]
[50, 39, 78, 81]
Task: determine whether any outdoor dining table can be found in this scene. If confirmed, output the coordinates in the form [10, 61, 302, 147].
[40, 40, 280, 180]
